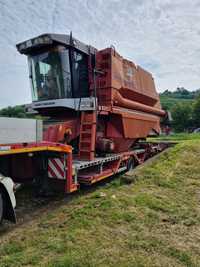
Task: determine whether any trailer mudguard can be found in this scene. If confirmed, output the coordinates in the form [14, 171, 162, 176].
[0, 176, 16, 223]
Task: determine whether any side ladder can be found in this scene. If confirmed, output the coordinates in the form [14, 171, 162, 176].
[79, 111, 97, 161]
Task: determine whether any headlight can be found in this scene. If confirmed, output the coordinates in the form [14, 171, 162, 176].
[38, 37, 44, 43]
[17, 35, 52, 53]
[19, 43, 26, 51]
[43, 36, 51, 43]
[33, 38, 43, 45]
[33, 38, 39, 45]
[26, 40, 32, 48]
[33, 36, 50, 45]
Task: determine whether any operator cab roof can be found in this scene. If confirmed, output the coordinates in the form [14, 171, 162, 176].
[16, 33, 96, 55]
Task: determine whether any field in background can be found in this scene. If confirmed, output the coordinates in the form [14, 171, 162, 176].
[1, 137, 200, 266]
[160, 95, 194, 111]
[149, 132, 200, 141]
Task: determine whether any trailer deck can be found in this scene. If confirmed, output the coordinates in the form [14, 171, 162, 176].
[0, 140, 172, 223]
[0, 141, 171, 190]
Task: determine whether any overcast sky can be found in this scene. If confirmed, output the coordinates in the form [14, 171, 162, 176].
[0, 0, 200, 108]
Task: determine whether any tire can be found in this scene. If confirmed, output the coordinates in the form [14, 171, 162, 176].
[127, 157, 134, 171]
[0, 190, 3, 224]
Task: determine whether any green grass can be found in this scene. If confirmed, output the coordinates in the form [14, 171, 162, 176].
[1, 140, 200, 266]
[149, 132, 200, 142]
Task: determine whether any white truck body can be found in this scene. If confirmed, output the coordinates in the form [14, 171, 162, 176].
[0, 117, 42, 144]
[0, 116, 43, 223]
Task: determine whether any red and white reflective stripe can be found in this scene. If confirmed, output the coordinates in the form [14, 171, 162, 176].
[48, 158, 65, 179]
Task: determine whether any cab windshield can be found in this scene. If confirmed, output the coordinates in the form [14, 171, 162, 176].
[28, 47, 89, 102]
[28, 47, 72, 101]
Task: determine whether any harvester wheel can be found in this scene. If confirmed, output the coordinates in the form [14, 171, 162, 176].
[0, 190, 3, 224]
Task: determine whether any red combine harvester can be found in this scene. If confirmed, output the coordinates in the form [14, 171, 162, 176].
[0, 33, 167, 223]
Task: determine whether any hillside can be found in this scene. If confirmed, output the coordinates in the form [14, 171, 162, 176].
[159, 88, 199, 111]
[1, 139, 200, 266]
[160, 95, 194, 111]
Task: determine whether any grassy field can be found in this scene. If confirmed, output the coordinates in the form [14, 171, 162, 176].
[149, 132, 200, 141]
[1, 139, 200, 266]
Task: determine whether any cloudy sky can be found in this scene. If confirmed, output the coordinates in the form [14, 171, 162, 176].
[0, 0, 200, 108]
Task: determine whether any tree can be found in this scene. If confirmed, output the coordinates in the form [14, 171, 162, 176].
[193, 95, 200, 127]
[171, 103, 192, 132]
[0, 105, 27, 118]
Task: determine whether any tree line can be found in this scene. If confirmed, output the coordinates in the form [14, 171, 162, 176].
[160, 88, 200, 132]
[0, 105, 28, 118]
[169, 96, 200, 132]
[0, 87, 200, 133]
[161, 87, 200, 100]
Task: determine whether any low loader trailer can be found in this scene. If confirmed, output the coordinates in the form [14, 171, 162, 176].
[0, 140, 169, 223]
[0, 33, 168, 223]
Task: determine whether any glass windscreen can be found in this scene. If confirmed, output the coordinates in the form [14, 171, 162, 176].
[28, 47, 72, 101]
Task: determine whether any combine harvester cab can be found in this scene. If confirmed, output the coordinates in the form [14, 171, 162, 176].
[0, 33, 167, 223]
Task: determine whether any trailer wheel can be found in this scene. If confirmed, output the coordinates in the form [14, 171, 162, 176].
[0, 190, 3, 224]
[127, 157, 134, 171]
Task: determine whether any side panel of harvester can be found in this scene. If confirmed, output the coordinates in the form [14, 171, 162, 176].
[95, 48, 165, 152]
